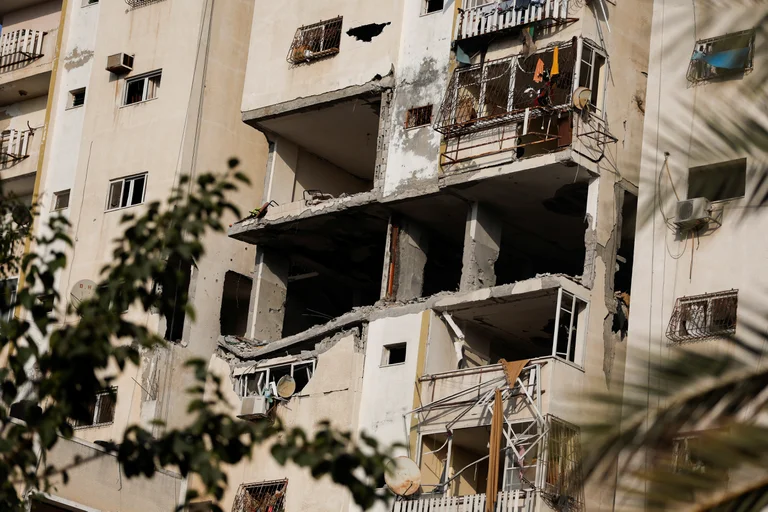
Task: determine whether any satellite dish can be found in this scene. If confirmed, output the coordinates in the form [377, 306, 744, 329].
[11, 204, 32, 227]
[70, 279, 96, 309]
[573, 86, 592, 110]
[276, 375, 296, 398]
[384, 456, 421, 496]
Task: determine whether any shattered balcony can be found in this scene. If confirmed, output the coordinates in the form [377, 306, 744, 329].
[0, 28, 55, 107]
[1, 128, 39, 194]
[456, 0, 572, 41]
[435, 39, 616, 172]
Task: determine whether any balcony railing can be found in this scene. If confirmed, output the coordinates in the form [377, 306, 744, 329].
[394, 490, 531, 512]
[0, 129, 32, 166]
[0, 29, 45, 71]
[456, 0, 569, 41]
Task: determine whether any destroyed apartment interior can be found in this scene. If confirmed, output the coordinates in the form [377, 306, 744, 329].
[16, 0, 768, 509]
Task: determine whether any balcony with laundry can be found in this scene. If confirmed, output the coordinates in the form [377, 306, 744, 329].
[435, 38, 617, 176]
[456, 0, 574, 42]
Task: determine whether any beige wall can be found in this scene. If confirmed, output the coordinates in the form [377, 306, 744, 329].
[1, 0, 61, 30]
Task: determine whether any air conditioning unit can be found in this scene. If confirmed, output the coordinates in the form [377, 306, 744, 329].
[237, 395, 268, 420]
[106, 53, 134, 74]
[674, 197, 711, 229]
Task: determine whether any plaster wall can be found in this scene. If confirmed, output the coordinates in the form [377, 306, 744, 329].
[0, 0, 61, 30]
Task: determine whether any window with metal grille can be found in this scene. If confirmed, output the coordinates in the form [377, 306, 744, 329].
[687, 29, 755, 83]
[287, 17, 342, 64]
[232, 479, 287, 512]
[405, 105, 433, 128]
[125, 0, 166, 9]
[124, 71, 161, 105]
[237, 360, 316, 398]
[72, 387, 117, 428]
[666, 290, 738, 343]
[106, 173, 147, 211]
[542, 416, 584, 512]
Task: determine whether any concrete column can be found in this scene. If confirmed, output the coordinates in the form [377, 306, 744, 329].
[394, 220, 429, 301]
[247, 248, 288, 342]
[460, 202, 502, 291]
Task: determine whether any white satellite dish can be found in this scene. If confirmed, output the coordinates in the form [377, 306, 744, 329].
[385, 456, 421, 496]
[573, 87, 592, 110]
[276, 375, 296, 398]
[70, 279, 96, 309]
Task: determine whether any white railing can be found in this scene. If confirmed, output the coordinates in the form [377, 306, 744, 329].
[0, 29, 45, 70]
[457, 0, 568, 40]
[0, 130, 32, 164]
[394, 490, 530, 512]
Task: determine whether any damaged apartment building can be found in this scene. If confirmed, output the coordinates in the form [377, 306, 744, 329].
[212, 0, 651, 511]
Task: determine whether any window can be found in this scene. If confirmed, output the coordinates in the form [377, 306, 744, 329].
[220, 271, 252, 337]
[82, 0, 98, 6]
[67, 88, 86, 109]
[124, 71, 161, 105]
[106, 173, 147, 211]
[578, 43, 606, 114]
[666, 290, 738, 343]
[688, 158, 746, 202]
[125, 0, 167, 9]
[287, 17, 342, 64]
[687, 29, 755, 83]
[72, 388, 117, 428]
[52, 190, 70, 211]
[237, 360, 316, 398]
[405, 105, 433, 128]
[0, 278, 18, 325]
[232, 480, 287, 512]
[543, 416, 584, 510]
[425, 0, 444, 14]
[382, 343, 407, 366]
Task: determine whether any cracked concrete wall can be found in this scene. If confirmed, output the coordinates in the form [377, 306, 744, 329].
[393, 218, 429, 301]
[460, 202, 503, 292]
[241, 0, 404, 115]
[247, 249, 289, 342]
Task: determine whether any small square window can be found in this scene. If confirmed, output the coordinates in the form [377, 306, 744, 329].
[382, 343, 407, 366]
[68, 88, 86, 109]
[124, 71, 161, 105]
[425, 0, 444, 14]
[688, 158, 746, 202]
[52, 189, 70, 211]
[106, 173, 147, 211]
[405, 105, 433, 128]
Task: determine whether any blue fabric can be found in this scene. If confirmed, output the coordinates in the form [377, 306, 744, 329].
[456, 45, 471, 65]
[694, 47, 750, 69]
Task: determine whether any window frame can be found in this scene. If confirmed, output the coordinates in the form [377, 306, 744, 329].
[687, 158, 747, 203]
[105, 172, 148, 212]
[0, 277, 19, 325]
[122, 70, 162, 106]
[423, 0, 445, 15]
[405, 105, 434, 129]
[52, 189, 70, 211]
[577, 40, 607, 117]
[237, 360, 317, 398]
[687, 29, 755, 84]
[381, 342, 407, 367]
[286, 17, 343, 64]
[72, 387, 117, 429]
[67, 88, 86, 109]
[666, 290, 738, 343]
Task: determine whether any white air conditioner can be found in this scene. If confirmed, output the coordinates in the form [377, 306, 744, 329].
[106, 53, 134, 74]
[674, 197, 711, 229]
[237, 395, 268, 419]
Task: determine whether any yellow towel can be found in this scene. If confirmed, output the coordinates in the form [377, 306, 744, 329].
[551, 46, 560, 76]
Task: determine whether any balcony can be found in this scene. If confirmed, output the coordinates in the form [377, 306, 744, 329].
[1, 129, 32, 165]
[394, 490, 531, 512]
[1, 128, 38, 195]
[0, 28, 54, 107]
[456, 0, 571, 41]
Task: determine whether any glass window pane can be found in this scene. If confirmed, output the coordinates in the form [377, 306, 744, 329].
[108, 181, 123, 209]
[147, 75, 161, 100]
[121, 179, 131, 207]
[126, 79, 145, 105]
[130, 175, 145, 205]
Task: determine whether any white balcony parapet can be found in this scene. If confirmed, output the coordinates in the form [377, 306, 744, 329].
[456, 0, 569, 41]
[0, 129, 32, 165]
[393, 490, 531, 512]
[0, 29, 45, 71]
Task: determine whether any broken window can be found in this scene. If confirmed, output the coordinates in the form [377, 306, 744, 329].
[52, 189, 70, 211]
[542, 416, 584, 512]
[237, 360, 316, 398]
[687, 29, 755, 83]
[72, 387, 117, 428]
[577, 43, 606, 114]
[232, 480, 287, 512]
[425, 0, 444, 14]
[0, 277, 18, 325]
[688, 158, 746, 202]
[382, 343, 407, 366]
[405, 105, 433, 129]
[287, 17, 342, 64]
[67, 88, 86, 109]
[163, 255, 192, 342]
[220, 271, 252, 337]
[106, 173, 147, 211]
[667, 290, 738, 343]
[124, 71, 161, 105]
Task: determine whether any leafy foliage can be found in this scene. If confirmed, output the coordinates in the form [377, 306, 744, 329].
[0, 161, 391, 511]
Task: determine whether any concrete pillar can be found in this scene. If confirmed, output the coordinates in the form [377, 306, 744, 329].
[394, 220, 429, 301]
[460, 202, 502, 291]
[247, 248, 288, 342]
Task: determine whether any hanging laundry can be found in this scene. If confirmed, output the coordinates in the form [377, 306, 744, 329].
[691, 47, 750, 69]
[515, 0, 531, 10]
[551, 45, 560, 76]
[521, 28, 537, 59]
[455, 44, 471, 65]
[533, 58, 545, 83]
[498, 0, 515, 13]
[530, 0, 546, 5]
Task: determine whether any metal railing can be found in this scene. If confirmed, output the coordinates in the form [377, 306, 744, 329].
[394, 490, 531, 512]
[456, 0, 569, 41]
[0, 29, 45, 71]
[0, 130, 32, 166]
